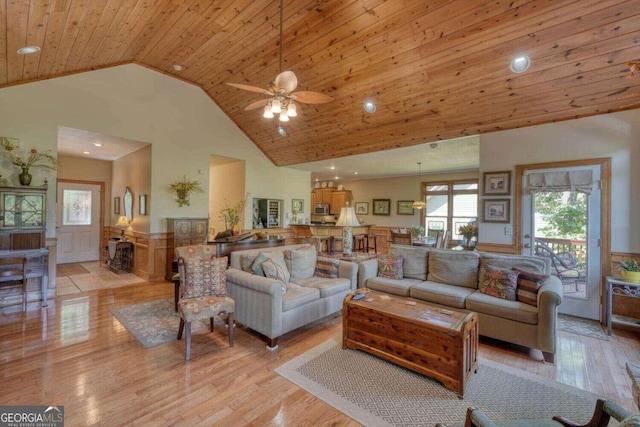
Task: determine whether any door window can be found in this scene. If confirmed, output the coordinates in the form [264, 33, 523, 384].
[62, 189, 92, 226]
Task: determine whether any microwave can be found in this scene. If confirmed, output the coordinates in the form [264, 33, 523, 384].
[314, 203, 330, 215]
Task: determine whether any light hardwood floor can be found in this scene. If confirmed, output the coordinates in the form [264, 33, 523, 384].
[1, 280, 639, 426]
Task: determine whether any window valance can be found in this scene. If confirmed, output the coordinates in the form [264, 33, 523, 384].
[526, 170, 593, 194]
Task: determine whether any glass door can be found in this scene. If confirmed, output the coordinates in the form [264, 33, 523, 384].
[522, 165, 601, 320]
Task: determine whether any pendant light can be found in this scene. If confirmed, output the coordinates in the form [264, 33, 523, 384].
[412, 162, 426, 210]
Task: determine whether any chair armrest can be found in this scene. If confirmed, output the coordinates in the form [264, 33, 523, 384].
[338, 260, 358, 290]
[357, 259, 379, 288]
[536, 274, 563, 355]
[467, 407, 498, 427]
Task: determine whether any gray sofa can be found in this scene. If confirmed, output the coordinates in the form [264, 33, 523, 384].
[226, 244, 358, 349]
[359, 244, 563, 363]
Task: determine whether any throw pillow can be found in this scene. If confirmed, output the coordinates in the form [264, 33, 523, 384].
[261, 260, 289, 295]
[287, 245, 317, 280]
[478, 264, 519, 301]
[513, 267, 549, 307]
[377, 255, 404, 280]
[250, 252, 269, 276]
[618, 415, 640, 427]
[314, 256, 340, 278]
[266, 251, 290, 283]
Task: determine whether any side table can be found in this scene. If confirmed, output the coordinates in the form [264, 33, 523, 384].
[605, 276, 640, 335]
[108, 240, 134, 274]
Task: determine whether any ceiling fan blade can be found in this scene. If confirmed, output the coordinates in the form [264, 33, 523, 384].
[275, 71, 298, 93]
[290, 91, 332, 104]
[244, 98, 269, 111]
[226, 82, 272, 95]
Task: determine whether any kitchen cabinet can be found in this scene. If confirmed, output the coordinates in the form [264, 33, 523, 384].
[330, 190, 352, 215]
[165, 217, 209, 280]
[312, 188, 335, 205]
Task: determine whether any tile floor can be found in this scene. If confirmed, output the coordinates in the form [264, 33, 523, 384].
[56, 261, 145, 296]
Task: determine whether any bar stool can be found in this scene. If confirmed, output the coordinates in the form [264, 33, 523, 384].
[330, 236, 344, 254]
[313, 235, 331, 253]
[353, 234, 367, 252]
[367, 234, 377, 253]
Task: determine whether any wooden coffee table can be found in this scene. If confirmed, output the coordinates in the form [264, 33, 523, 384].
[342, 290, 478, 397]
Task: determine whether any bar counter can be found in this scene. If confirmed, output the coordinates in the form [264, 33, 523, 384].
[289, 223, 374, 237]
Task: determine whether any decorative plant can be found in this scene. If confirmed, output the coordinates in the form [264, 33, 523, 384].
[2, 139, 58, 185]
[219, 193, 248, 231]
[410, 224, 425, 237]
[168, 175, 203, 207]
[620, 259, 640, 272]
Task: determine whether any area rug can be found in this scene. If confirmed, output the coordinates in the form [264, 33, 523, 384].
[110, 298, 210, 348]
[558, 313, 608, 340]
[276, 339, 602, 427]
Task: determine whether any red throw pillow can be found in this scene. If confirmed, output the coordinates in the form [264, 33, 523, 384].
[479, 264, 519, 301]
[377, 255, 404, 280]
[513, 267, 549, 307]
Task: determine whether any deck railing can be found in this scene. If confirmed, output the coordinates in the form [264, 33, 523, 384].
[535, 237, 587, 263]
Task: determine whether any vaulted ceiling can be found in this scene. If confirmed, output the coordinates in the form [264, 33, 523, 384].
[2, 0, 639, 167]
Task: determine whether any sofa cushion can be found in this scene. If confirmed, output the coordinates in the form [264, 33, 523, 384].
[466, 291, 538, 325]
[480, 253, 549, 275]
[315, 256, 340, 278]
[478, 264, 519, 301]
[378, 255, 404, 279]
[240, 250, 276, 272]
[427, 249, 480, 289]
[285, 245, 317, 281]
[410, 281, 475, 309]
[250, 252, 269, 276]
[390, 245, 429, 280]
[261, 260, 289, 294]
[282, 286, 320, 312]
[513, 267, 549, 307]
[294, 277, 351, 298]
[366, 276, 422, 297]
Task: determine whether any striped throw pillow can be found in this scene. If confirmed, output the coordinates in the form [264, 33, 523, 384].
[314, 256, 340, 278]
[513, 267, 548, 307]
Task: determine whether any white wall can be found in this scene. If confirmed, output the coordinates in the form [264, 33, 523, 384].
[0, 64, 310, 235]
[480, 109, 640, 252]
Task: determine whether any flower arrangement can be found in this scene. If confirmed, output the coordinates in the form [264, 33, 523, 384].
[620, 259, 640, 272]
[410, 224, 425, 237]
[10, 148, 58, 172]
[168, 176, 203, 207]
[219, 193, 248, 232]
[458, 224, 479, 240]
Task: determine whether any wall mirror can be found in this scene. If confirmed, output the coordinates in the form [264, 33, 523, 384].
[123, 187, 133, 222]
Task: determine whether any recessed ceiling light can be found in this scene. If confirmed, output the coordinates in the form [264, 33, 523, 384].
[334, 176, 339, 180]
[510, 55, 531, 73]
[93, 143, 103, 147]
[330, 166, 335, 170]
[83, 151, 90, 155]
[17, 46, 40, 54]
[173, 64, 183, 71]
[363, 100, 376, 113]
[315, 178, 319, 182]
[354, 172, 358, 175]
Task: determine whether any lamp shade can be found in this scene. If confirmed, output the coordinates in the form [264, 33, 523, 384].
[336, 207, 359, 227]
[116, 216, 130, 227]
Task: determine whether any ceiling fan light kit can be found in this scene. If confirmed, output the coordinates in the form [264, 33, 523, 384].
[226, 0, 331, 129]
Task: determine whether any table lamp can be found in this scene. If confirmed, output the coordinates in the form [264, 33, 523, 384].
[116, 216, 130, 241]
[336, 206, 360, 256]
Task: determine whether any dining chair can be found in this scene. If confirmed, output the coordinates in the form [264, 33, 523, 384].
[391, 231, 412, 245]
[0, 257, 28, 311]
[441, 230, 451, 249]
[177, 254, 235, 361]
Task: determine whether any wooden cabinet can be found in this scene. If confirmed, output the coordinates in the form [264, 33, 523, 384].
[330, 190, 352, 215]
[165, 217, 209, 280]
[370, 226, 391, 254]
[312, 188, 335, 205]
[0, 185, 49, 309]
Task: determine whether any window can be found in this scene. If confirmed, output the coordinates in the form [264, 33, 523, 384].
[424, 180, 478, 240]
[62, 189, 92, 226]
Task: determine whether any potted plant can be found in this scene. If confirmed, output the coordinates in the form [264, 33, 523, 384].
[219, 194, 248, 235]
[620, 259, 640, 283]
[410, 225, 425, 240]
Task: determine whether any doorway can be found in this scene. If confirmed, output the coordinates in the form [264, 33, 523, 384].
[56, 182, 102, 264]
[520, 163, 604, 320]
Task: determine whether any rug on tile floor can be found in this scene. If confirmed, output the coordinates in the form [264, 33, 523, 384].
[110, 298, 212, 348]
[558, 313, 608, 340]
[276, 339, 602, 427]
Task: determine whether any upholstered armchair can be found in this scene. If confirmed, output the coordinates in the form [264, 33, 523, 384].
[176, 254, 235, 361]
[435, 398, 637, 427]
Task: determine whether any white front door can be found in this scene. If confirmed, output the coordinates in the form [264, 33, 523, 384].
[522, 165, 602, 320]
[56, 182, 101, 264]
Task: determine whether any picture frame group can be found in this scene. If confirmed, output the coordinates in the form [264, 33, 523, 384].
[483, 171, 511, 196]
[482, 199, 510, 223]
[397, 200, 414, 215]
[372, 199, 391, 215]
[355, 202, 369, 215]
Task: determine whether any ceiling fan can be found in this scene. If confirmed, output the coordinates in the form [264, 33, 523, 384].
[226, 0, 332, 123]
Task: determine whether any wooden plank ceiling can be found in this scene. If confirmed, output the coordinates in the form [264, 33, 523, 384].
[2, 0, 639, 167]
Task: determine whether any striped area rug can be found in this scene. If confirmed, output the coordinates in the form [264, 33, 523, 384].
[276, 339, 601, 427]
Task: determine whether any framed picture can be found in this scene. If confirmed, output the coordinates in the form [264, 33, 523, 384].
[355, 202, 369, 215]
[397, 200, 414, 215]
[482, 199, 510, 223]
[114, 197, 120, 215]
[483, 171, 511, 195]
[139, 194, 147, 215]
[372, 199, 391, 216]
[292, 199, 304, 213]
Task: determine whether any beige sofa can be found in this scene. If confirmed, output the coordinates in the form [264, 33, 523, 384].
[226, 244, 357, 349]
[358, 244, 563, 363]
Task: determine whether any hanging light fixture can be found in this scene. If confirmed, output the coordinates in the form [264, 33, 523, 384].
[412, 162, 426, 210]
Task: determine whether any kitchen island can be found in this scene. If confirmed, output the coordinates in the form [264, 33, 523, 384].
[290, 223, 375, 253]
